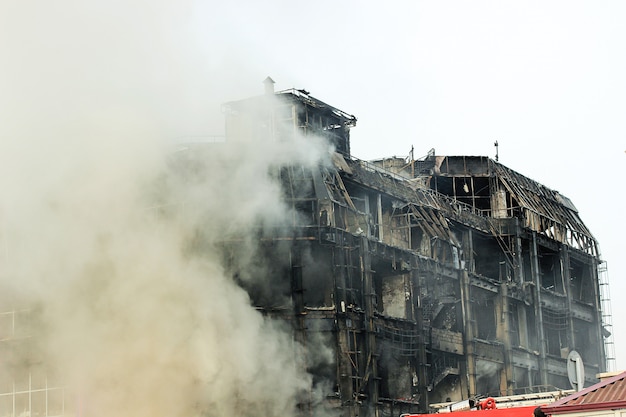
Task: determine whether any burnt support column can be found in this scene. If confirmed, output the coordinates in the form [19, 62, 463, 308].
[530, 232, 548, 385]
[591, 259, 607, 372]
[337, 319, 357, 417]
[514, 218, 525, 284]
[333, 240, 356, 417]
[460, 269, 476, 397]
[561, 246, 576, 355]
[292, 243, 306, 319]
[376, 194, 384, 242]
[412, 268, 429, 413]
[497, 283, 514, 395]
[458, 229, 475, 398]
[291, 242, 311, 416]
[359, 236, 379, 417]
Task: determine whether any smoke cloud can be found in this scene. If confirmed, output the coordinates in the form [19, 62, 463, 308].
[0, 2, 331, 417]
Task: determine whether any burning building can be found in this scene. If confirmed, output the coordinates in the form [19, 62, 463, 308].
[215, 79, 613, 415]
[0, 79, 614, 417]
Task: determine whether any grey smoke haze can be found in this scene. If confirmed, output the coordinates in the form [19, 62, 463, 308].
[0, 2, 331, 416]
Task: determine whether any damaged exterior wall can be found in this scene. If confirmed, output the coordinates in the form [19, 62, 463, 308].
[223, 88, 610, 416]
[0, 86, 610, 417]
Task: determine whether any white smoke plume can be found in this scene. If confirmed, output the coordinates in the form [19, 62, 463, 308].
[0, 2, 332, 417]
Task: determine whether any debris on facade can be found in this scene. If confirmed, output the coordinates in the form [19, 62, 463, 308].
[0, 79, 614, 417]
[219, 81, 612, 415]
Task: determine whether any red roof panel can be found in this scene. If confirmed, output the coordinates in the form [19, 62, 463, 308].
[542, 371, 626, 414]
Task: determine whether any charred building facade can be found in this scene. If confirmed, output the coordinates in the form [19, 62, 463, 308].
[0, 82, 612, 417]
[221, 84, 612, 416]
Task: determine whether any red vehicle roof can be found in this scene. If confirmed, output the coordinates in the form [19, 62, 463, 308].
[407, 405, 537, 417]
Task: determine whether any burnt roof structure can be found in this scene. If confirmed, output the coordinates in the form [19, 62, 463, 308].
[223, 85, 357, 156]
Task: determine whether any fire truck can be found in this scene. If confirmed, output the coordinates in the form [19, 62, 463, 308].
[402, 390, 572, 416]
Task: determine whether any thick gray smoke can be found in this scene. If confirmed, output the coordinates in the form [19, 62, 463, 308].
[0, 2, 331, 417]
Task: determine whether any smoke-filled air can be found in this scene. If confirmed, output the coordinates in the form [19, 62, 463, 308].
[0, 2, 331, 417]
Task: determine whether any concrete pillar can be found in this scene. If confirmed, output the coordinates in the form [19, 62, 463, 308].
[530, 232, 548, 385]
[413, 269, 430, 413]
[460, 269, 476, 397]
[561, 246, 576, 354]
[359, 237, 379, 417]
[497, 283, 514, 395]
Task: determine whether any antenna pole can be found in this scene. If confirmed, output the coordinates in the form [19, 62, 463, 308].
[494, 141, 499, 161]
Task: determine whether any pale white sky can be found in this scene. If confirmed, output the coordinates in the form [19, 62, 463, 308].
[2, 0, 625, 372]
